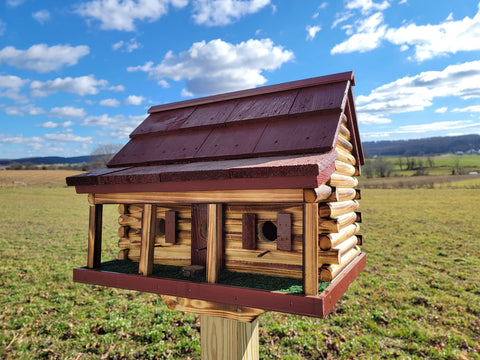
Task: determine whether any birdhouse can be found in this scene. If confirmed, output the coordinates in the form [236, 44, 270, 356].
[67, 71, 366, 319]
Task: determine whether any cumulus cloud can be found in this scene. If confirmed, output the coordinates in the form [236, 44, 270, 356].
[0, 44, 90, 73]
[345, 0, 390, 15]
[33, 10, 51, 24]
[0, 75, 29, 101]
[81, 114, 145, 139]
[124, 95, 145, 105]
[192, 0, 270, 26]
[356, 60, 480, 119]
[452, 105, 480, 113]
[331, 12, 386, 54]
[357, 113, 392, 125]
[435, 107, 448, 113]
[112, 38, 142, 52]
[128, 38, 294, 95]
[43, 129, 92, 143]
[30, 75, 108, 97]
[100, 98, 121, 107]
[48, 106, 86, 118]
[38, 120, 74, 128]
[385, 5, 480, 61]
[332, 2, 480, 61]
[76, 0, 188, 31]
[5, 105, 44, 116]
[306, 25, 321, 40]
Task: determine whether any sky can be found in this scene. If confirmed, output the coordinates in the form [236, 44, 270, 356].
[1, 0, 480, 159]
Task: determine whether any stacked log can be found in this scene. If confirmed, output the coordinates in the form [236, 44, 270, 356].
[117, 204, 192, 266]
[317, 114, 362, 282]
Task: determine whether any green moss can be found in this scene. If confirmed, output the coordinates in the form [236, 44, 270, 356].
[96, 260, 330, 294]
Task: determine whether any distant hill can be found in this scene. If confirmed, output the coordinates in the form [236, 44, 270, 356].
[363, 134, 480, 157]
[0, 155, 91, 166]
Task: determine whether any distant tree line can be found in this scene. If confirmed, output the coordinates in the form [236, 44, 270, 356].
[363, 134, 480, 157]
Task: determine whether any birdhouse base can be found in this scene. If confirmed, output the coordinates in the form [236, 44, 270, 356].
[73, 252, 365, 318]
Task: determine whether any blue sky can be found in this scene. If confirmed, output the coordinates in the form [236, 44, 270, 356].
[1, 0, 480, 159]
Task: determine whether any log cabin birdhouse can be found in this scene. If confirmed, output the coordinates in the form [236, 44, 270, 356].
[67, 71, 366, 319]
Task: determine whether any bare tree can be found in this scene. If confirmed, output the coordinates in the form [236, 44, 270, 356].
[90, 143, 123, 169]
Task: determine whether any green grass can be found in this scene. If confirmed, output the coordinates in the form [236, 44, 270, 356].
[1, 173, 479, 359]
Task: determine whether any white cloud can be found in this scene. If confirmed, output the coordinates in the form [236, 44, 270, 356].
[356, 60, 480, 120]
[435, 107, 448, 113]
[109, 84, 126, 92]
[108, 115, 146, 138]
[128, 38, 294, 95]
[43, 129, 92, 143]
[385, 4, 480, 61]
[333, 2, 480, 61]
[48, 106, 86, 118]
[345, 0, 390, 15]
[192, 0, 270, 26]
[306, 25, 321, 40]
[0, 44, 90, 73]
[38, 120, 74, 128]
[396, 120, 479, 134]
[76, 0, 188, 31]
[100, 98, 121, 107]
[82, 114, 121, 126]
[331, 12, 386, 54]
[32, 10, 51, 24]
[112, 38, 142, 52]
[6, 0, 25, 7]
[452, 105, 480, 113]
[124, 95, 145, 105]
[0, 75, 29, 102]
[357, 113, 392, 125]
[0, 19, 6, 36]
[30, 75, 108, 97]
[80, 113, 146, 139]
[0, 75, 29, 89]
[5, 105, 44, 116]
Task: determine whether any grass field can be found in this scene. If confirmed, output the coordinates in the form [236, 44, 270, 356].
[0, 171, 479, 359]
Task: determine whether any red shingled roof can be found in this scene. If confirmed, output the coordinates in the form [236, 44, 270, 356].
[67, 71, 363, 193]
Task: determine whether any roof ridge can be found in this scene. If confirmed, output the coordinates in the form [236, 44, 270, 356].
[148, 71, 354, 114]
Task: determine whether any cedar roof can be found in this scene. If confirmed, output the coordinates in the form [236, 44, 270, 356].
[67, 71, 363, 193]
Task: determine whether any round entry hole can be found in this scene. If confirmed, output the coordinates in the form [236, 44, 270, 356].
[258, 221, 277, 242]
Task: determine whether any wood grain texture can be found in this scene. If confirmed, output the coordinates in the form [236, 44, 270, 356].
[303, 203, 319, 296]
[319, 200, 359, 218]
[200, 315, 259, 360]
[320, 246, 361, 282]
[191, 204, 208, 266]
[303, 185, 332, 202]
[206, 204, 223, 283]
[319, 223, 360, 250]
[138, 204, 157, 276]
[328, 174, 359, 188]
[94, 189, 304, 204]
[88, 203, 103, 269]
[242, 213, 256, 250]
[276, 213, 292, 251]
[165, 210, 176, 244]
[161, 296, 264, 322]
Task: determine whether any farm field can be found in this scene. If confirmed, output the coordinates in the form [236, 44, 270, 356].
[0, 171, 479, 359]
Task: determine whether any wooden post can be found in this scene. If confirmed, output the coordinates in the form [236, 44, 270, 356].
[88, 195, 102, 269]
[303, 203, 319, 295]
[200, 315, 259, 360]
[206, 203, 223, 283]
[139, 204, 157, 276]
